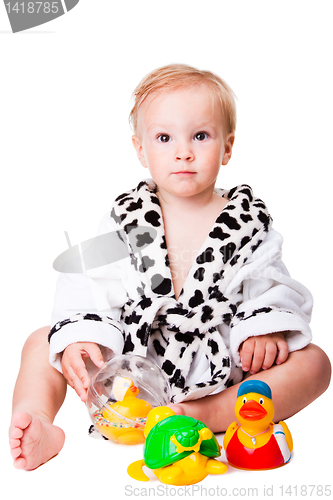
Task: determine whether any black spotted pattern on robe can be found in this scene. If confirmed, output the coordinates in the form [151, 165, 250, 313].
[193, 267, 205, 281]
[139, 256, 155, 273]
[216, 212, 241, 230]
[145, 210, 161, 227]
[151, 275, 172, 295]
[48, 314, 123, 343]
[196, 247, 215, 264]
[127, 198, 143, 212]
[50, 179, 273, 403]
[188, 290, 205, 308]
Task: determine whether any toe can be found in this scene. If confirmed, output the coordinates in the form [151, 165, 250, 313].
[11, 412, 33, 431]
[168, 403, 185, 416]
[13, 457, 26, 469]
[11, 446, 22, 459]
[11, 427, 24, 439]
[10, 438, 20, 450]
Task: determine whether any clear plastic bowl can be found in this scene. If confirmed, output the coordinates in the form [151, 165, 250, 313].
[87, 354, 170, 444]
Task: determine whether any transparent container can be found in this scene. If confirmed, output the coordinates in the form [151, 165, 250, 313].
[87, 354, 170, 444]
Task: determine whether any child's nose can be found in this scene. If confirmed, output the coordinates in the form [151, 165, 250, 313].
[175, 144, 194, 162]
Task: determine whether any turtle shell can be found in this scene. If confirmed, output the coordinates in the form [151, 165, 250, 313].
[174, 428, 199, 448]
[143, 415, 220, 469]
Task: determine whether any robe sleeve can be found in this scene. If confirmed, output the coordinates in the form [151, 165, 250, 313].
[226, 228, 313, 366]
[49, 213, 126, 372]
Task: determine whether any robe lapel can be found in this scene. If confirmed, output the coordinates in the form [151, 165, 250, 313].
[111, 179, 272, 401]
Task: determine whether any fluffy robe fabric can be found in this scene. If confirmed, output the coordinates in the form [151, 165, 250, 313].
[49, 180, 312, 403]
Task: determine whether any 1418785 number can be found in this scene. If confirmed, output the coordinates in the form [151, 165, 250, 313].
[5, 2, 60, 14]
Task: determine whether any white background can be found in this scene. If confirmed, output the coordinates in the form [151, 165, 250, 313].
[1, 1, 332, 498]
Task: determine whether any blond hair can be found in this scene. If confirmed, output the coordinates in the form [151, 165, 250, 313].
[129, 64, 237, 136]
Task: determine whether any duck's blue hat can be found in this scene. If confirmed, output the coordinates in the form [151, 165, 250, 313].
[237, 380, 272, 399]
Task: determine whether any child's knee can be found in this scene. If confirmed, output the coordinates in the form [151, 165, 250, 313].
[23, 326, 50, 353]
[297, 344, 331, 394]
[312, 344, 331, 392]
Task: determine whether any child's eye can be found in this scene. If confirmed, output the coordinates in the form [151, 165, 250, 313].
[158, 134, 171, 143]
[194, 132, 208, 141]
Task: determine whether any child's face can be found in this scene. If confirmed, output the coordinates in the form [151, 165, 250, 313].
[132, 84, 234, 202]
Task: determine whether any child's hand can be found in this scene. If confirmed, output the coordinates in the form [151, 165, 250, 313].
[61, 342, 104, 402]
[239, 332, 289, 374]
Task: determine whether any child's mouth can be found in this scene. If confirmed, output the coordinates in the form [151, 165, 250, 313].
[173, 171, 196, 175]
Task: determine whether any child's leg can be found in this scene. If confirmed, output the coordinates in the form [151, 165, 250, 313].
[170, 343, 331, 433]
[9, 326, 67, 470]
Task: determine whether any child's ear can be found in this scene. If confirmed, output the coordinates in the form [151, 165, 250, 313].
[132, 135, 148, 168]
[222, 133, 235, 166]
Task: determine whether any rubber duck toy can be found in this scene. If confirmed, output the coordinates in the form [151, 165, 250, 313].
[223, 380, 293, 470]
[127, 406, 228, 486]
[93, 377, 153, 444]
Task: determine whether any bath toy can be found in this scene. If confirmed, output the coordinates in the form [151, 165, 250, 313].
[223, 380, 293, 470]
[127, 407, 228, 486]
[87, 355, 170, 444]
[94, 377, 153, 444]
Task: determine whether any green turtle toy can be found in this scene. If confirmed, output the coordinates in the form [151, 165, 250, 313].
[127, 407, 228, 486]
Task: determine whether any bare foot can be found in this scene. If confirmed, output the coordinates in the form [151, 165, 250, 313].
[168, 389, 237, 434]
[168, 400, 221, 428]
[169, 401, 208, 421]
[9, 412, 65, 470]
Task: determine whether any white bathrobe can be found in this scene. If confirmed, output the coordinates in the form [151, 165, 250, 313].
[49, 180, 312, 402]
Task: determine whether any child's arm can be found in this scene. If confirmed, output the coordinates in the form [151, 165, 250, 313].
[49, 213, 126, 374]
[228, 229, 313, 369]
[61, 342, 104, 402]
[239, 332, 289, 374]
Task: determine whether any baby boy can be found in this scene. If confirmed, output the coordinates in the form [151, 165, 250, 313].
[9, 64, 331, 470]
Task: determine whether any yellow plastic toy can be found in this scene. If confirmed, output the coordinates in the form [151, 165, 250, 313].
[223, 380, 293, 470]
[87, 354, 171, 444]
[93, 377, 152, 444]
[127, 407, 228, 486]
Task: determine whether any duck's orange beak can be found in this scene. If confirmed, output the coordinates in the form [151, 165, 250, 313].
[239, 400, 267, 421]
[129, 385, 139, 396]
